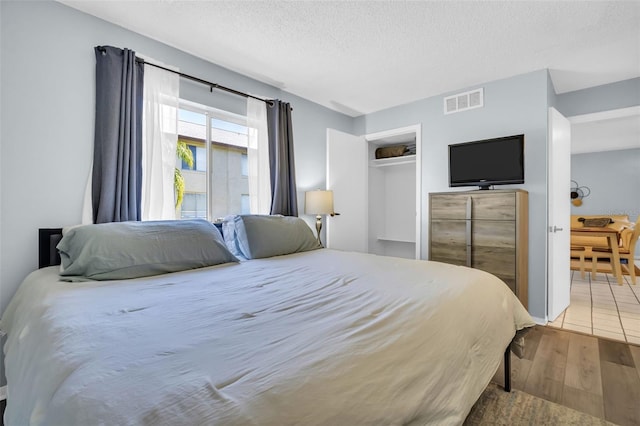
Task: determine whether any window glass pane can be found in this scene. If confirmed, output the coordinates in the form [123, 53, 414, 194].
[178, 109, 208, 220]
[181, 145, 197, 170]
[177, 140, 207, 219]
[211, 117, 248, 149]
[210, 143, 249, 219]
[212, 118, 248, 135]
[179, 110, 206, 140]
[210, 116, 249, 219]
[179, 143, 206, 172]
[241, 154, 248, 177]
[176, 105, 252, 220]
[195, 146, 206, 172]
[181, 193, 207, 219]
[179, 109, 206, 126]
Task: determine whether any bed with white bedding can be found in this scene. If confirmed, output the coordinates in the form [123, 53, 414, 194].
[1, 219, 534, 425]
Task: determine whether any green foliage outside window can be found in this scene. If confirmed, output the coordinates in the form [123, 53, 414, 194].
[175, 140, 194, 208]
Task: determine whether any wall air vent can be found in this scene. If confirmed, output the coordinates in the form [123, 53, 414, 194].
[444, 88, 484, 115]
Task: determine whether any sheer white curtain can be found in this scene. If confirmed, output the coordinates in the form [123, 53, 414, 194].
[247, 97, 271, 214]
[81, 171, 93, 224]
[140, 62, 180, 220]
[82, 59, 180, 223]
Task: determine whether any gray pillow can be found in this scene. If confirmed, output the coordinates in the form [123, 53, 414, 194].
[225, 215, 321, 259]
[57, 219, 238, 280]
[221, 216, 247, 260]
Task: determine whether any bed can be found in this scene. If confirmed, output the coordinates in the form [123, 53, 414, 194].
[1, 218, 534, 425]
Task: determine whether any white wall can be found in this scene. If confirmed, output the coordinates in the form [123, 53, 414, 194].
[0, 0, 353, 385]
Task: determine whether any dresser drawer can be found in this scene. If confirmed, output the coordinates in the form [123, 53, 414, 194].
[431, 192, 516, 221]
[430, 194, 468, 220]
[470, 192, 516, 220]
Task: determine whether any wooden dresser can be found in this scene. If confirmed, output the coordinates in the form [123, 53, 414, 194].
[429, 189, 528, 308]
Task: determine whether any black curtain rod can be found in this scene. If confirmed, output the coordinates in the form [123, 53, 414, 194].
[139, 59, 274, 107]
[96, 46, 273, 106]
[95, 45, 293, 107]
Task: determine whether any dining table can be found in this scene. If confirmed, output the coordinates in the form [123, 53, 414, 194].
[570, 226, 623, 285]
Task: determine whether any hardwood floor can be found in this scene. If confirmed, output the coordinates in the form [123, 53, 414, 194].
[493, 325, 640, 425]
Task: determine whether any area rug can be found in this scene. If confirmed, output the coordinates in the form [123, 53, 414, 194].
[464, 383, 615, 425]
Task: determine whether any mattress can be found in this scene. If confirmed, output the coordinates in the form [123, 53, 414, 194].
[1, 249, 534, 425]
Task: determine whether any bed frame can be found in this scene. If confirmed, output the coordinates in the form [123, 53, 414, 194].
[39, 228, 63, 269]
[37, 227, 513, 392]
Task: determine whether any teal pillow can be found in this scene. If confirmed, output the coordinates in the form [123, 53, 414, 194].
[57, 220, 238, 280]
[225, 215, 321, 259]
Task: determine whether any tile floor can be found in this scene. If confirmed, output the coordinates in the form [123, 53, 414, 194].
[548, 260, 640, 345]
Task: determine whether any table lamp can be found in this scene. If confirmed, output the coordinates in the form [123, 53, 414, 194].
[305, 190, 334, 246]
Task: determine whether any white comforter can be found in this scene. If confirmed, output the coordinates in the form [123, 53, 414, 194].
[1, 249, 534, 425]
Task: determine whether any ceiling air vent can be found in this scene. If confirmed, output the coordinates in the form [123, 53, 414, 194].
[444, 88, 484, 115]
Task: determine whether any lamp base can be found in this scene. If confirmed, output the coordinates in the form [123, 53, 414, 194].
[315, 215, 323, 247]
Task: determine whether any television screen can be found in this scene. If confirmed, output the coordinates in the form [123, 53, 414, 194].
[449, 134, 524, 189]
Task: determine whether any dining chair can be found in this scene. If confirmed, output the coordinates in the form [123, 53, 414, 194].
[591, 215, 640, 285]
[570, 246, 587, 280]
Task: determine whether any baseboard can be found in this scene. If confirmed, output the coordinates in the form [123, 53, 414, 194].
[0, 385, 6, 401]
[531, 316, 547, 325]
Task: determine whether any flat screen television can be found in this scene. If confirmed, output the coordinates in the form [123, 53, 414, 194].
[449, 134, 524, 190]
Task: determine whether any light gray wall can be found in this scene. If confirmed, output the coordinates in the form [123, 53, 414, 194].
[556, 77, 640, 117]
[0, 0, 353, 385]
[356, 70, 550, 321]
[571, 148, 640, 254]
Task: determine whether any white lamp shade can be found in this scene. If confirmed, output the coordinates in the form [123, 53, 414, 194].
[305, 190, 334, 215]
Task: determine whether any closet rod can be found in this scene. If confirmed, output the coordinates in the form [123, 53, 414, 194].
[139, 59, 274, 106]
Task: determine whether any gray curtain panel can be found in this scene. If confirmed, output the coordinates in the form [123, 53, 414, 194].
[92, 46, 144, 223]
[266, 100, 298, 216]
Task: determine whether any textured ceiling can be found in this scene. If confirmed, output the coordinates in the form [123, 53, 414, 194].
[60, 0, 640, 117]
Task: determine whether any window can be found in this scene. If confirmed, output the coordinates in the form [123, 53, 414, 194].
[176, 102, 251, 221]
[181, 144, 206, 171]
[241, 153, 248, 177]
[181, 193, 207, 219]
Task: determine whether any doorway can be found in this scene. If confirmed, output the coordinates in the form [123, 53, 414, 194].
[547, 106, 640, 343]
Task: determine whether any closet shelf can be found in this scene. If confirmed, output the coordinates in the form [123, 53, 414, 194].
[377, 236, 416, 244]
[370, 154, 416, 168]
